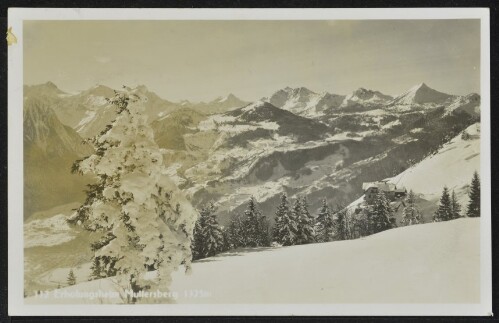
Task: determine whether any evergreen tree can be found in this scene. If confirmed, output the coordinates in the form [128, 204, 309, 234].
[315, 198, 335, 243]
[89, 257, 103, 281]
[294, 197, 315, 245]
[67, 269, 76, 286]
[401, 190, 422, 226]
[242, 197, 268, 247]
[227, 213, 245, 249]
[199, 203, 225, 258]
[257, 215, 271, 247]
[434, 186, 452, 222]
[334, 206, 348, 240]
[466, 171, 481, 217]
[220, 226, 231, 252]
[451, 190, 462, 219]
[371, 191, 394, 233]
[272, 193, 298, 246]
[191, 203, 225, 260]
[191, 215, 204, 261]
[68, 88, 197, 291]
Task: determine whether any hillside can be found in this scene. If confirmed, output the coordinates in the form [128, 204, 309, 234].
[388, 123, 480, 204]
[347, 122, 480, 223]
[24, 98, 94, 218]
[25, 218, 480, 304]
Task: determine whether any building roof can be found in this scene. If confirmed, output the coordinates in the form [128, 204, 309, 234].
[362, 181, 403, 192]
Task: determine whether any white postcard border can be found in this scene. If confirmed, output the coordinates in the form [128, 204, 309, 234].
[8, 8, 492, 316]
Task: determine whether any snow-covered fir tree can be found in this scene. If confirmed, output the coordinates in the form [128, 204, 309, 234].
[293, 197, 315, 245]
[192, 203, 225, 260]
[466, 171, 480, 217]
[451, 190, 462, 219]
[68, 88, 197, 294]
[242, 197, 269, 247]
[67, 269, 76, 286]
[272, 193, 298, 246]
[315, 198, 335, 243]
[401, 190, 422, 226]
[434, 186, 452, 222]
[370, 191, 394, 233]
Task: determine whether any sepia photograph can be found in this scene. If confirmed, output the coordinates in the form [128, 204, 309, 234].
[8, 8, 491, 316]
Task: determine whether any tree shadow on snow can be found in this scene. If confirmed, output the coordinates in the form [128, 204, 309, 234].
[194, 247, 279, 263]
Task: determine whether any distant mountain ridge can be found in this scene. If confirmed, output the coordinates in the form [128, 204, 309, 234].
[262, 86, 345, 118]
[23, 81, 481, 219]
[340, 87, 393, 109]
[183, 93, 249, 115]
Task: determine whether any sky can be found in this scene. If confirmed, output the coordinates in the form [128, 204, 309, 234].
[24, 20, 480, 102]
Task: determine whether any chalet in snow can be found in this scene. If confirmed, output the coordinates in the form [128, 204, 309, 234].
[362, 180, 407, 203]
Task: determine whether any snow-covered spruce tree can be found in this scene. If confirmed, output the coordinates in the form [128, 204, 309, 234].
[242, 197, 269, 247]
[315, 198, 335, 243]
[221, 226, 231, 252]
[371, 191, 394, 233]
[191, 212, 205, 261]
[292, 197, 315, 245]
[199, 203, 225, 259]
[258, 213, 271, 247]
[69, 89, 197, 296]
[451, 190, 462, 219]
[334, 206, 348, 240]
[272, 193, 298, 246]
[401, 190, 422, 226]
[67, 269, 76, 286]
[227, 213, 245, 249]
[466, 171, 480, 217]
[434, 186, 452, 222]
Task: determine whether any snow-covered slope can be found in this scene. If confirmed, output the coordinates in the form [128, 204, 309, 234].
[445, 93, 481, 117]
[388, 123, 480, 204]
[263, 87, 344, 118]
[26, 218, 480, 304]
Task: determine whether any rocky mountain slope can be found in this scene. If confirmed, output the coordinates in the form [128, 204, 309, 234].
[23, 98, 94, 218]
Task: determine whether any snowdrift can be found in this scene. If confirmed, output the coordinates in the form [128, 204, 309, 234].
[26, 218, 480, 304]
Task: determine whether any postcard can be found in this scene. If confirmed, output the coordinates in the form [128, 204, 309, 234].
[8, 8, 491, 316]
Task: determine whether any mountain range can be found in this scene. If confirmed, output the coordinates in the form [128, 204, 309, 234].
[23, 81, 480, 221]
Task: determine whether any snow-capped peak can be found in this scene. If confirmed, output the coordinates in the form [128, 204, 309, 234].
[262, 86, 344, 118]
[340, 87, 393, 108]
[391, 82, 454, 106]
